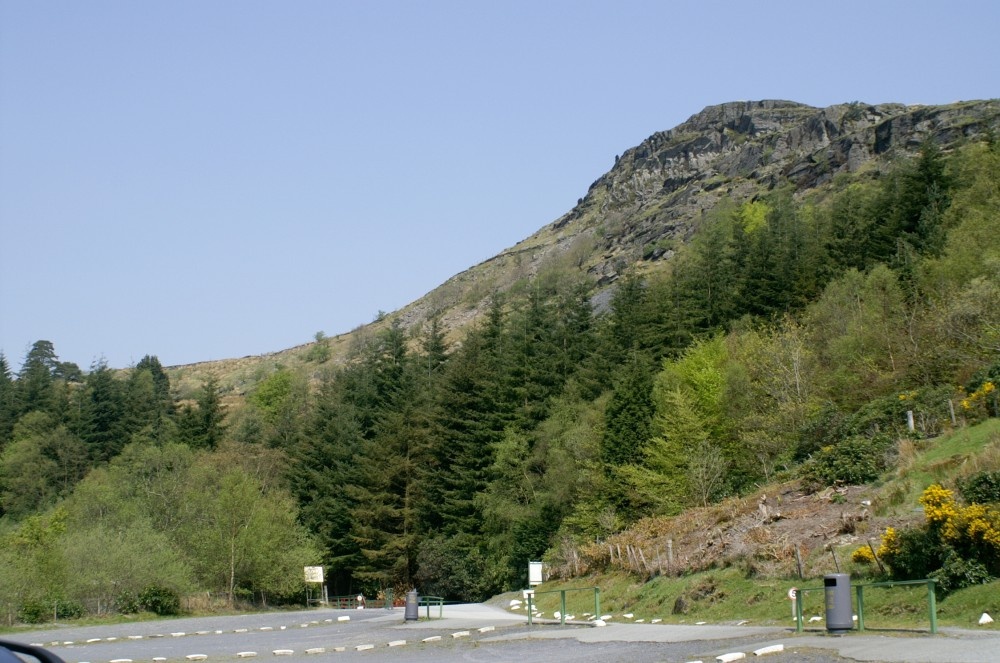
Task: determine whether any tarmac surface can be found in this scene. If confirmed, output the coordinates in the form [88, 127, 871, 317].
[4, 603, 999, 663]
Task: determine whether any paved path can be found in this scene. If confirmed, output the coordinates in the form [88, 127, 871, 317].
[6, 603, 1000, 662]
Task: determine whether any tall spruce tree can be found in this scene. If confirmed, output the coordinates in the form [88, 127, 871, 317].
[0, 353, 15, 447]
[289, 375, 364, 594]
[77, 359, 127, 463]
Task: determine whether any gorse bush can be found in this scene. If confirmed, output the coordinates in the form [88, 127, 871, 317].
[878, 485, 1000, 595]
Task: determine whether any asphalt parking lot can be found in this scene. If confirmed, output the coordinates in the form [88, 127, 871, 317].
[6, 603, 1000, 663]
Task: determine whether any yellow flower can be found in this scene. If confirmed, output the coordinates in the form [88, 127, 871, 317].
[877, 527, 900, 558]
[920, 484, 958, 525]
[852, 546, 875, 564]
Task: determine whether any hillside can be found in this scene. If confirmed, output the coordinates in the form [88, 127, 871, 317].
[164, 98, 1000, 396]
[525, 419, 1000, 630]
[3, 97, 1000, 620]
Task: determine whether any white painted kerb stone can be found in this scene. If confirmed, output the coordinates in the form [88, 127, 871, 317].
[716, 653, 746, 662]
[753, 644, 784, 656]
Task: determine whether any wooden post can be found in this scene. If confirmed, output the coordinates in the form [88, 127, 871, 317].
[667, 539, 674, 570]
[948, 399, 956, 426]
[867, 539, 886, 575]
[830, 547, 841, 573]
[794, 545, 804, 579]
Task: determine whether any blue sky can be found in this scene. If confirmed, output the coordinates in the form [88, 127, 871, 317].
[1, 0, 998, 371]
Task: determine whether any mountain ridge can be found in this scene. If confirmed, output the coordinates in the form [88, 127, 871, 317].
[165, 98, 1000, 393]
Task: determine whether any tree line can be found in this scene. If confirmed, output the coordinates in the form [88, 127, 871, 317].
[1, 139, 998, 615]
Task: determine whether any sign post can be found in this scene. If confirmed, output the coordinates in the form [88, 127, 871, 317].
[304, 566, 327, 604]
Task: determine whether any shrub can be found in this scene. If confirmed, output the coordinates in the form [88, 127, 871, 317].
[958, 470, 1000, 505]
[878, 526, 945, 580]
[17, 600, 51, 624]
[138, 585, 181, 615]
[17, 599, 84, 623]
[116, 590, 140, 614]
[878, 485, 1000, 595]
[795, 404, 849, 462]
[930, 551, 993, 594]
[802, 434, 895, 488]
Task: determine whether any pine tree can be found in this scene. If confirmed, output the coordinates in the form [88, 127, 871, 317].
[77, 359, 127, 463]
[0, 353, 16, 448]
[288, 375, 364, 595]
[177, 376, 225, 449]
[16, 340, 59, 417]
[601, 353, 655, 471]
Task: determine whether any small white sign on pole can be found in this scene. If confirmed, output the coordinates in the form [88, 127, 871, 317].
[528, 561, 544, 586]
[304, 566, 324, 584]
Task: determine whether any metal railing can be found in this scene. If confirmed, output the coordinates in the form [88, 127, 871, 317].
[419, 595, 444, 619]
[526, 587, 600, 626]
[793, 578, 938, 634]
[327, 592, 394, 610]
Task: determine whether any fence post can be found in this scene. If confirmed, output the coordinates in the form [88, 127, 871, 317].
[795, 589, 804, 633]
[594, 587, 600, 621]
[927, 580, 937, 635]
[856, 585, 865, 631]
[527, 594, 533, 626]
[560, 591, 567, 625]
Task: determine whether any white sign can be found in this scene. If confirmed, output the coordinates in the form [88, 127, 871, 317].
[304, 566, 324, 583]
[528, 561, 544, 586]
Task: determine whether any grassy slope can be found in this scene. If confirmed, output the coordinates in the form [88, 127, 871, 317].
[508, 419, 1000, 631]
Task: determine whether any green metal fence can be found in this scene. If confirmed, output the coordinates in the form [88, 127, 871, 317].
[419, 595, 445, 619]
[526, 587, 600, 626]
[793, 578, 938, 634]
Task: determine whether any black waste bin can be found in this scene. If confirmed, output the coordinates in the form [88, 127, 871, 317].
[404, 588, 419, 622]
[824, 573, 853, 632]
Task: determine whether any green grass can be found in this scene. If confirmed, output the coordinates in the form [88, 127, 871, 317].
[879, 419, 1000, 513]
[514, 568, 1000, 631]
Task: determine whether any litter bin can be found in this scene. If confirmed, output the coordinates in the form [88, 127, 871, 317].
[404, 588, 419, 622]
[824, 573, 853, 632]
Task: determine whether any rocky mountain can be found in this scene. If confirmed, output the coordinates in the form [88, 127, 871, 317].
[167, 98, 1000, 392]
[395, 99, 998, 333]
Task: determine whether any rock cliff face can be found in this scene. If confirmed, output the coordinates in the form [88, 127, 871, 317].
[540, 99, 1000, 286]
[392, 99, 1000, 336]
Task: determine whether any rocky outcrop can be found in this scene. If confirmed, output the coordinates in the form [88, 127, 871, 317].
[543, 99, 1000, 286]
